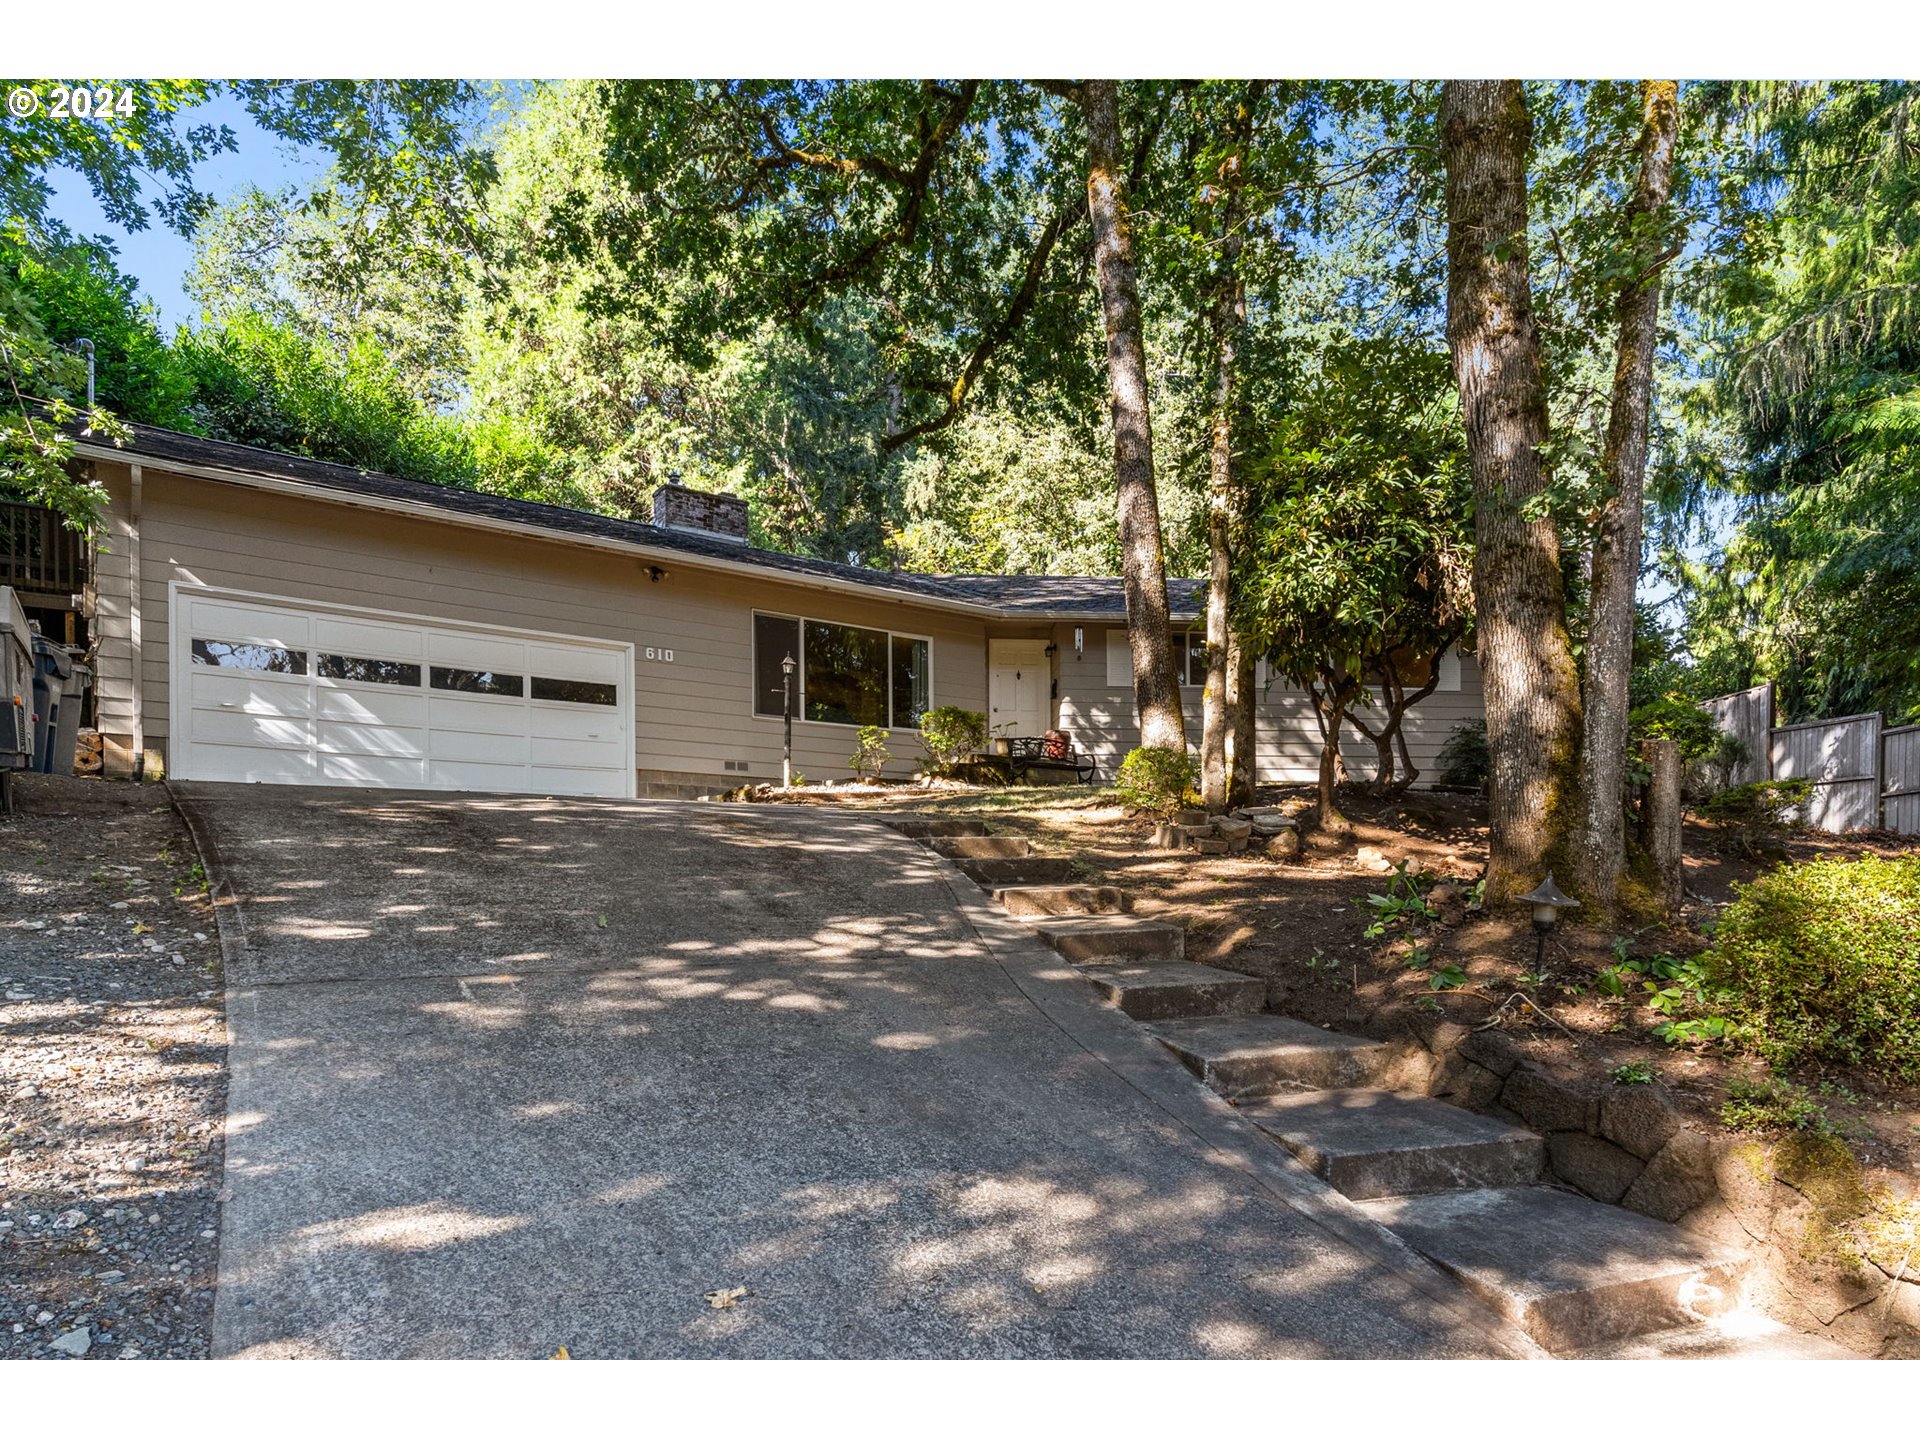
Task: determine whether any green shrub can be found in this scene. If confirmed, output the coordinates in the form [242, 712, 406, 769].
[918, 706, 988, 775]
[1114, 746, 1198, 816]
[1627, 696, 1722, 761]
[1436, 720, 1489, 788]
[1719, 1076, 1839, 1137]
[1705, 853, 1920, 1080]
[1699, 778, 1812, 855]
[849, 726, 892, 780]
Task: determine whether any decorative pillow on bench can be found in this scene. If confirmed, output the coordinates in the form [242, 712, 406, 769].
[1043, 729, 1072, 761]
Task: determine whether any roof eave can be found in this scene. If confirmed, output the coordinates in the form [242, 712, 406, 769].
[74, 439, 1012, 620]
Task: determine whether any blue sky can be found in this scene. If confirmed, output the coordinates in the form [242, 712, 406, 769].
[44, 90, 328, 331]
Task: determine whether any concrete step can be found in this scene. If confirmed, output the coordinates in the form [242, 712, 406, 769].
[1017, 913, 1185, 964]
[930, 834, 1033, 860]
[991, 883, 1132, 917]
[1242, 1089, 1545, 1200]
[1356, 1185, 1752, 1355]
[1083, 963, 1265, 1022]
[1147, 1015, 1388, 1100]
[954, 856, 1079, 887]
[877, 815, 989, 838]
[1567, 1319, 1862, 1360]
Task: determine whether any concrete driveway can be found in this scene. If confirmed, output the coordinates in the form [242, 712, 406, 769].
[174, 783, 1529, 1359]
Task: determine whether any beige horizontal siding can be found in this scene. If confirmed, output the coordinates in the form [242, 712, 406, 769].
[91, 465, 137, 741]
[1055, 623, 1485, 788]
[122, 468, 985, 785]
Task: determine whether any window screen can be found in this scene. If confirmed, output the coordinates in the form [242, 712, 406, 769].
[753, 614, 801, 718]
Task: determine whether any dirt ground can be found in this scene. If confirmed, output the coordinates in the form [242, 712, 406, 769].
[745, 777, 1920, 1179]
[1, 774, 227, 1360]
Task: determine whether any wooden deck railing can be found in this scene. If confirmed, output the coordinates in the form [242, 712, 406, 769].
[1, 500, 87, 599]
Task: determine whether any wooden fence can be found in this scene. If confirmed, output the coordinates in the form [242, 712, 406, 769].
[1703, 683, 1920, 835]
[1886, 726, 1920, 835]
[1770, 712, 1882, 834]
[1702, 682, 1773, 787]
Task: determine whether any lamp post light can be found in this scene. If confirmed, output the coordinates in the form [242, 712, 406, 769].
[1516, 871, 1580, 972]
[781, 652, 796, 788]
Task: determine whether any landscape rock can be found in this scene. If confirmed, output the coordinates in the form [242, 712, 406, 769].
[1457, 1028, 1522, 1077]
[48, 1327, 92, 1357]
[1194, 838, 1229, 856]
[1547, 1132, 1644, 1204]
[1503, 1067, 1600, 1135]
[1600, 1085, 1683, 1160]
[1622, 1130, 1717, 1222]
[1268, 830, 1302, 860]
[1213, 817, 1253, 841]
[1430, 1053, 1505, 1110]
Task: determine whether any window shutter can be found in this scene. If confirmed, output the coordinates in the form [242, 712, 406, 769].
[1104, 629, 1131, 688]
[1438, 649, 1462, 692]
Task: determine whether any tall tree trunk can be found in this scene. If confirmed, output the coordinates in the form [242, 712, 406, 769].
[1440, 80, 1583, 902]
[1083, 79, 1185, 752]
[1308, 670, 1359, 834]
[1201, 86, 1258, 813]
[1227, 635, 1257, 807]
[1574, 81, 1681, 913]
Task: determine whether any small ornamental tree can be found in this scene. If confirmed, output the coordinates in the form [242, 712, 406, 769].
[1114, 746, 1198, 816]
[917, 706, 988, 775]
[849, 726, 892, 781]
[1235, 339, 1472, 828]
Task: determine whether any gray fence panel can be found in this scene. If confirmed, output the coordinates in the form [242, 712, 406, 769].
[1771, 712, 1883, 833]
[1700, 683, 1773, 786]
[1885, 726, 1920, 836]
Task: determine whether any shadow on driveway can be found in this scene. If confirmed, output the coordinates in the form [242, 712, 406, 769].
[176, 783, 1525, 1359]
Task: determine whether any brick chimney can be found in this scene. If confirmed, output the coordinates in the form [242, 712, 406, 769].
[650, 478, 750, 543]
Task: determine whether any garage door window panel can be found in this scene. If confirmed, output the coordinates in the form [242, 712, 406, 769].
[319, 654, 423, 687]
[530, 677, 618, 706]
[431, 666, 525, 698]
[192, 639, 308, 675]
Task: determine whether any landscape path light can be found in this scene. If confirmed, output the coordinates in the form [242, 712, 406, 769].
[1516, 871, 1579, 972]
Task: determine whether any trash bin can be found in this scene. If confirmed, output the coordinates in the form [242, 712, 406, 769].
[52, 648, 91, 776]
[1, 586, 32, 773]
[30, 634, 72, 774]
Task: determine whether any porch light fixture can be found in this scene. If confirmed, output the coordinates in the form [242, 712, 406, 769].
[781, 652, 797, 788]
[1516, 872, 1579, 970]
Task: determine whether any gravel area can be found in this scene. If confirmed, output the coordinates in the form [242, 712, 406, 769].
[2, 774, 227, 1360]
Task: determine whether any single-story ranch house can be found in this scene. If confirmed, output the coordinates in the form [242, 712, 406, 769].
[36, 424, 1484, 799]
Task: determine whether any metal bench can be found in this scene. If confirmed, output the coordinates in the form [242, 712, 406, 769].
[1003, 734, 1099, 785]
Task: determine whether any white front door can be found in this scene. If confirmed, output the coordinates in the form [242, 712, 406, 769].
[988, 640, 1051, 738]
[170, 587, 635, 798]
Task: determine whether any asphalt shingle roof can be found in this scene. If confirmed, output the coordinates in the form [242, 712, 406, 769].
[101, 423, 1202, 621]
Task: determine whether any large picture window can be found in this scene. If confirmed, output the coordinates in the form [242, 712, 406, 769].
[753, 612, 930, 729]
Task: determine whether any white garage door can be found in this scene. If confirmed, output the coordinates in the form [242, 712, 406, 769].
[170, 587, 635, 798]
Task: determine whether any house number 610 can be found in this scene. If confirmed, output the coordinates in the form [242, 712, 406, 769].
[644, 646, 675, 662]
